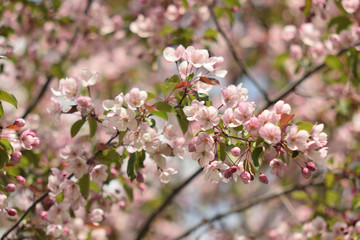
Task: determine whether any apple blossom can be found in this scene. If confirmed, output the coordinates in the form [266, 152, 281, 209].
[342, 0, 359, 14]
[124, 88, 148, 109]
[269, 158, 287, 178]
[6, 183, 16, 192]
[259, 123, 282, 145]
[20, 129, 40, 150]
[77, 68, 99, 87]
[195, 106, 220, 130]
[90, 208, 105, 223]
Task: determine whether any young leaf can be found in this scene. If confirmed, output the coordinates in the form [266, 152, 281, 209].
[296, 122, 313, 134]
[0, 90, 17, 108]
[251, 147, 263, 167]
[71, 119, 86, 138]
[88, 116, 97, 138]
[151, 111, 168, 121]
[127, 153, 136, 181]
[200, 76, 220, 86]
[78, 174, 90, 199]
[155, 101, 173, 112]
[0, 102, 3, 118]
[0, 148, 9, 168]
[279, 113, 294, 127]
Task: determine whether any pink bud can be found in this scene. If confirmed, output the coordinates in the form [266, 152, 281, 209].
[231, 147, 241, 157]
[223, 168, 233, 179]
[16, 176, 26, 185]
[188, 143, 196, 152]
[240, 171, 252, 184]
[302, 167, 311, 179]
[5, 183, 16, 192]
[41, 211, 48, 220]
[136, 172, 144, 183]
[110, 168, 117, 175]
[10, 152, 22, 165]
[14, 118, 26, 128]
[7, 208, 17, 216]
[259, 173, 269, 184]
[229, 166, 238, 173]
[306, 162, 317, 172]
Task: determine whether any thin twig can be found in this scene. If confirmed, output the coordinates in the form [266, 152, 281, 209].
[173, 181, 324, 240]
[135, 167, 203, 240]
[21, 0, 93, 119]
[208, 5, 271, 103]
[262, 42, 360, 109]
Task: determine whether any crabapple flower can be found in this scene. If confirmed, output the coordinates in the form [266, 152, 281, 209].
[78, 68, 99, 87]
[163, 45, 185, 62]
[273, 100, 291, 115]
[0, 193, 8, 209]
[258, 110, 280, 126]
[52, 77, 80, 100]
[192, 150, 215, 167]
[282, 25, 297, 41]
[203, 161, 229, 184]
[259, 123, 281, 145]
[234, 101, 255, 122]
[195, 106, 220, 130]
[244, 117, 260, 137]
[240, 171, 252, 184]
[90, 208, 104, 223]
[285, 125, 309, 151]
[16, 176, 26, 185]
[102, 93, 124, 112]
[231, 147, 241, 157]
[186, 46, 209, 68]
[305, 142, 328, 163]
[10, 151, 22, 164]
[124, 88, 147, 109]
[183, 100, 205, 121]
[311, 124, 327, 147]
[192, 132, 214, 152]
[129, 14, 153, 38]
[20, 129, 40, 150]
[46, 224, 65, 238]
[222, 108, 241, 128]
[116, 108, 137, 131]
[221, 84, 248, 108]
[90, 164, 108, 186]
[76, 96, 93, 116]
[6, 183, 16, 192]
[66, 157, 89, 179]
[47, 202, 70, 224]
[299, 23, 321, 46]
[342, 0, 359, 14]
[269, 158, 287, 178]
[159, 168, 178, 183]
[151, 143, 172, 169]
[290, 44, 303, 61]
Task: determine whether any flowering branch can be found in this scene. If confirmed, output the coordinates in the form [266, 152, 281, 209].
[21, 0, 94, 119]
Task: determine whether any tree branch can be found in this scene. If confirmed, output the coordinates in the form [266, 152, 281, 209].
[174, 181, 324, 240]
[135, 167, 203, 240]
[21, 0, 93, 119]
[262, 42, 360, 109]
[208, 5, 271, 103]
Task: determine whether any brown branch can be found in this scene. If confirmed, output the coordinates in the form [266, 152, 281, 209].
[262, 42, 360, 109]
[135, 167, 203, 240]
[208, 5, 271, 103]
[173, 181, 324, 240]
[21, 0, 93, 119]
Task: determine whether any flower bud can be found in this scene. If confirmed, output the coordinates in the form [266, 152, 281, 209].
[223, 168, 233, 179]
[10, 152, 22, 165]
[259, 173, 269, 184]
[240, 171, 251, 184]
[231, 147, 241, 157]
[7, 208, 17, 216]
[5, 183, 16, 192]
[229, 166, 238, 173]
[16, 176, 26, 185]
[136, 172, 144, 183]
[188, 143, 196, 152]
[14, 118, 26, 128]
[302, 167, 311, 179]
[306, 162, 317, 172]
[41, 211, 48, 220]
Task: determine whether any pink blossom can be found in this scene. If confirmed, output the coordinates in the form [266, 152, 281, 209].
[221, 84, 248, 108]
[259, 173, 269, 184]
[192, 132, 214, 152]
[195, 106, 220, 130]
[124, 88, 147, 109]
[90, 208, 104, 223]
[299, 23, 321, 46]
[259, 123, 282, 145]
[0, 193, 8, 209]
[192, 150, 215, 167]
[257, 110, 280, 126]
[285, 125, 309, 151]
[20, 129, 40, 150]
[66, 157, 89, 179]
[52, 77, 80, 100]
[14, 118, 26, 128]
[342, 0, 359, 14]
[46, 224, 65, 238]
[290, 44, 303, 61]
[269, 158, 287, 177]
[244, 117, 260, 137]
[77, 68, 99, 87]
[273, 100, 291, 115]
[6, 183, 16, 192]
[311, 124, 327, 147]
[231, 147, 241, 157]
[16, 176, 26, 185]
[186, 46, 209, 68]
[159, 168, 178, 183]
[302, 167, 311, 179]
[282, 25, 297, 41]
[102, 93, 124, 112]
[47, 202, 70, 224]
[222, 108, 241, 128]
[115, 108, 137, 131]
[129, 14, 153, 38]
[203, 161, 229, 184]
[10, 151, 22, 164]
[163, 45, 185, 62]
[90, 164, 108, 186]
[234, 101, 255, 122]
[183, 100, 205, 121]
[7, 208, 17, 216]
[76, 96, 93, 116]
[151, 143, 172, 168]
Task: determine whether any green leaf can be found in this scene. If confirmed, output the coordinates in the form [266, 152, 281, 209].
[155, 102, 173, 112]
[56, 192, 64, 203]
[303, 0, 312, 16]
[296, 122, 313, 134]
[151, 111, 168, 121]
[251, 147, 263, 167]
[325, 55, 343, 71]
[127, 153, 136, 181]
[146, 92, 156, 101]
[78, 174, 90, 199]
[218, 142, 226, 161]
[0, 139, 13, 152]
[274, 52, 290, 69]
[181, 0, 188, 8]
[135, 150, 146, 172]
[71, 119, 86, 138]
[328, 16, 352, 33]
[146, 118, 156, 128]
[176, 109, 189, 134]
[90, 181, 100, 193]
[325, 173, 335, 188]
[291, 190, 309, 201]
[0, 148, 9, 168]
[166, 75, 180, 84]
[0, 102, 3, 118]
[204, 29, 218, 41]
[88, 116, 97, 138]
[195, 92, 209, 102]
[223, 0, 240, 7]
[292, 151, 299, 158]
[0, 90, 17, 108]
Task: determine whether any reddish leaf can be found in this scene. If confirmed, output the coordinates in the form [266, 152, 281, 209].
[175, 81, 186, 89]
[6, 124, 20, 130]
[144, 104, 155, 113]
[279, 113, 294, 127]
[200, 76, 220, 86]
